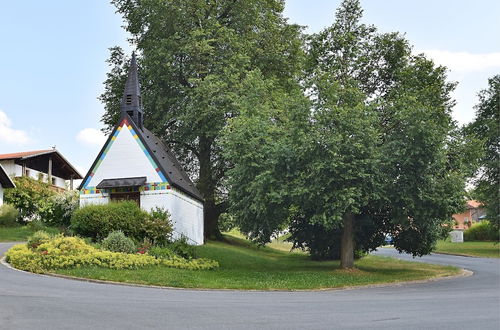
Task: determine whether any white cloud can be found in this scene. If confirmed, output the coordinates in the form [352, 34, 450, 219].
[76, 128, 106, 146]
[420, 50, 500, 73]
[0, 110, 31, 145]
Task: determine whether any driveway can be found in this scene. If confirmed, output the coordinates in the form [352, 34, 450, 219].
[1, 242, 498, 329]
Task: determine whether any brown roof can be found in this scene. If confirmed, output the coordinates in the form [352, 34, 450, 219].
[0, 150, 53, 160]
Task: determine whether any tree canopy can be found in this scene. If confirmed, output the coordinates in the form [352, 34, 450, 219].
[100, 0, 304, 239]
[224, 0, 468, 268]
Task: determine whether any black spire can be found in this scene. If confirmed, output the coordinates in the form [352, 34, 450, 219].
[121, 52, 144, 128]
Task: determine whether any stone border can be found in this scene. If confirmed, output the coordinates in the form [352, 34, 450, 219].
[1, 256, 473, 293]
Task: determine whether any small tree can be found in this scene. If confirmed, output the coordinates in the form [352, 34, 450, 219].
[4, 177, 55, 223]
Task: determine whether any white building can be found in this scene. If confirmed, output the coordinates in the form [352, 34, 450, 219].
[0, 164, 15, 206]
[0, 149, 82, 191]
[79, 54, 204, 245]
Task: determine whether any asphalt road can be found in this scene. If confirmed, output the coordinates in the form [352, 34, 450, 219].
[1, 242, 498, 330]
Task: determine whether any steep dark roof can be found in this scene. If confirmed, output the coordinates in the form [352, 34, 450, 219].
[0, 164, 15, 188]
[140, 127, 203, 201]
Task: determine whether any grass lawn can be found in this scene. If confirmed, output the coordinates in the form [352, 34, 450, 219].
[55, 235, 460, 290]
[0, 226, 60, 242]
[435, 240, 500, 258]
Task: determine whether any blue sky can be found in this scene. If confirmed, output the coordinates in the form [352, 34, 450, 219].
[1, 0, 499, 176]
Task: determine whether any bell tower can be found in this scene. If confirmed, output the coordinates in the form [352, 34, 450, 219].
[121, 53, 144, 129]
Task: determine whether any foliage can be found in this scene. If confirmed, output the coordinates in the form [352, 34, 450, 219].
[224, 0, 468, 267]
[4, 177, 55, 223]
[141, 208, 173, 245]
[26, 230, 52, 249]
[6, 234, 218, 274]
[0, 204, 19, 227]
[147, 246, 177, 259]
[44, 191, 79, 227]
[100, 0, 305, 239]
[466, 75, 500, 230]
[166, 236, 197, 259]
[101, 230, 137, 254]
[70, 201, 147, 240]
[464, 221, 499, 242]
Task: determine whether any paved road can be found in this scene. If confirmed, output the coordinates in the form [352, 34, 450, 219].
[1, 242, 498, 330]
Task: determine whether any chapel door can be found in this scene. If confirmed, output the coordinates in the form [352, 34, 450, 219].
[110, 192, 140, 207]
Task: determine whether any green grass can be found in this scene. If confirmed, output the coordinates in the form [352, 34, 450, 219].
[54, 235, 460, 290]
[0, 225, 60, 242]
[435, 240, 500, 258]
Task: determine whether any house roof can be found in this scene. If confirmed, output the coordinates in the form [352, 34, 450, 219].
[0, 164, 15, 188]
[141, 126, 203, 201]
[0, 149, 53, 160]
[79, 114, 203, 202]
[0, 149, 82, 180]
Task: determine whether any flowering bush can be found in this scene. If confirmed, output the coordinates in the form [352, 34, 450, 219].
[5, 234, 219, 274]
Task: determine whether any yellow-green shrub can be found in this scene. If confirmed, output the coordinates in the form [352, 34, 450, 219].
[5, 235, 218, 273]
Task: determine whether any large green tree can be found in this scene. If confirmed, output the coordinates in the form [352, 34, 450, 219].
[100, 0, 304, 239]
[225, 0, 468, 268]
[467, 75, 500, 229]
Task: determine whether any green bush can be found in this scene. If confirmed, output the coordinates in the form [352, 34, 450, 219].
[70, 201, 147, 240]
[141, 208, 173, 245]
[167, 236, 197, 259]
[5, 234, 218, 273]
[464, 221, 499, 241]
[44, 191, 79, 227]
[27, 230, 52, 249]
[0, 204, 19, 227]
[4, 177, 55, 223]
[147, 246, 177, 259]
[101, 231, 137, 254]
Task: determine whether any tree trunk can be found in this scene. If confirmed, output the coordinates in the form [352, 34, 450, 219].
[198, 135, 223, 241]
[340, 212, 355, 269]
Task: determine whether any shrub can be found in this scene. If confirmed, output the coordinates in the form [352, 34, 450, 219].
[141, 208, 173, 245]
[101, 231, 137, 254]
[464, 221, 499, 241]
[44, 191, 79, 227]
[4, 177, 55, 223]
[0, 204, 19, 227]
[167, 236, 197, 259]
[147, 246, 177, 259]
[70, 201, 147, 240]
[27, 230, 52, 249]
[5, 234, 218, 273]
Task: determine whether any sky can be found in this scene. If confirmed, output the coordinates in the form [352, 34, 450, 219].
[0, 0, 499, 177]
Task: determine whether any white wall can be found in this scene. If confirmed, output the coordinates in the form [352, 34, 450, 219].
[141, 189, 204, 245]
[0, 184, 3, 206]
[85, 123, 162, 187]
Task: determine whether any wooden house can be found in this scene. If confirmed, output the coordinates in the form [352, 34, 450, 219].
[0, 149, 82, 191]
[79, 54, 204, 245]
